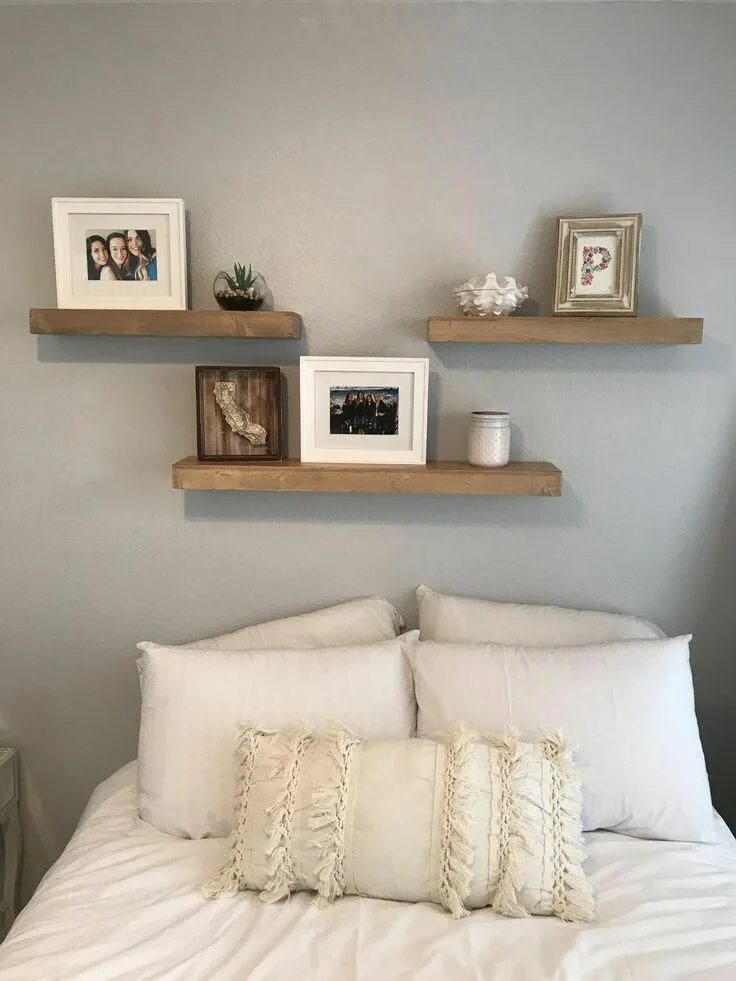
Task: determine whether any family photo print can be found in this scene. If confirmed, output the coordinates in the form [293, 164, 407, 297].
[329, 387, 399, 436]
[86, 229, 157, 282]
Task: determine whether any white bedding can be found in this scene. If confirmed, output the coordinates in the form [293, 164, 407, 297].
[2, 763, 736, 981]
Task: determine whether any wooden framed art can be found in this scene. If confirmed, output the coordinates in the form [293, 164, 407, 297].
[196, 366, 282, 462]
[554, 214, 642, 316]
[299, 356, 429, 465]
[51, 197, 187, 309]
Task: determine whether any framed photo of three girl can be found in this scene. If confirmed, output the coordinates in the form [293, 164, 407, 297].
[51, 198, 187, 309]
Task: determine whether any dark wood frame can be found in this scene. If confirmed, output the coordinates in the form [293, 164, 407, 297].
[195, 365, 282, 462]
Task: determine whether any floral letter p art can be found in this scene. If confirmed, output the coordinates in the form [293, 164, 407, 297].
[580, 245, 611, 287]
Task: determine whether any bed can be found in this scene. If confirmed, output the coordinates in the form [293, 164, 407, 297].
[2, 761, 736, 981]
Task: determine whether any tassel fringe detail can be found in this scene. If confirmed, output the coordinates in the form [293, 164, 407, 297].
[438, 726, 477, 918]
[490, 728, 531, 919]
[308, 722, 360, 908]
[203, 724, 262, 900]
[543, 730, 596, 923]
[259, 725, 313, 904]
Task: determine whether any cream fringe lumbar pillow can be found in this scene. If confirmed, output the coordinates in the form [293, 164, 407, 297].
[204, 724, 595, 923]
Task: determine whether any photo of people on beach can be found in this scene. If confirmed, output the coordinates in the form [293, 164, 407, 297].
[330, 386, 399, 436]
[86, 229, 158, 282]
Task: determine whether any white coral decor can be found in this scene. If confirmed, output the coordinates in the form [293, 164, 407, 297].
[454, 274, 529, 317]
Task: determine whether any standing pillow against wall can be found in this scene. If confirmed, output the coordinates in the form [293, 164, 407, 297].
[417, 585, 665, 645]
[137, 638, 416, 838]
[136, 596, 405, 687]
[205, 724, 595, 923]
[142, 596, 404, 653]
[183, 596, 405, 649]
[408, 635, 713, 842]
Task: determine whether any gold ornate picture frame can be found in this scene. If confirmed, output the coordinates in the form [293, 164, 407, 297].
[554, 214, 642, 316]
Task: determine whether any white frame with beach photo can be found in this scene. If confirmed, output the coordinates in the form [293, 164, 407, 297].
[51, 197, 187, 309]
[300, 356, 429, 465]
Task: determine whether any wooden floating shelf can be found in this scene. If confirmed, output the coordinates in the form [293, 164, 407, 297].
[172, 457, 562, 497]
[427, 316, 703, 345]
[29, 308, 301, 339]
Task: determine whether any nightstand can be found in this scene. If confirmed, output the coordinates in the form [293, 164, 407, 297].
[0, 749, 20, 939]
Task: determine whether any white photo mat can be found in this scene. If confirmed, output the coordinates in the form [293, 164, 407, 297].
[300, 357, 429, 465]
[51, 197, 187, 309]
[571, 231, 622, 297]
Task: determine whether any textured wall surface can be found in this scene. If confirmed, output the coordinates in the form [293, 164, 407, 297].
[0, 2, 735, 899]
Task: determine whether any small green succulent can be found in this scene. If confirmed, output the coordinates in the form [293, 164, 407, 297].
[219, 262, 260, 297]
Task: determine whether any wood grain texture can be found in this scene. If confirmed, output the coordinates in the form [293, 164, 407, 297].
[29, 308, 301, 338]
[172, 458, 562, 496]
[196, 367, 282, 461]
[427, 316, 703, 345]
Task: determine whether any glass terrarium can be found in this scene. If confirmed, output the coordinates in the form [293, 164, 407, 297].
[213, 264, 269, 312]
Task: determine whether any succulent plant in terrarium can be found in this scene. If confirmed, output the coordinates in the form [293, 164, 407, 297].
[213, 263, 267, 311]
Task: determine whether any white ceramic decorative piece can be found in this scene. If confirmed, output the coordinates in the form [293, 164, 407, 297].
[454, 274, 528, 317]
[467, 411, 511, 467]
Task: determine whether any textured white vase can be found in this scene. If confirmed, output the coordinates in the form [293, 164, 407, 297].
[467, 411, 511, 467]
[454, 274, 528, 317]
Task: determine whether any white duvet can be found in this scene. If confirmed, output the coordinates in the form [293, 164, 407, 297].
[2, 763, 736, 981]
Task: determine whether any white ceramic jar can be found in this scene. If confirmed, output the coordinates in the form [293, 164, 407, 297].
[467, 411, 511, 467]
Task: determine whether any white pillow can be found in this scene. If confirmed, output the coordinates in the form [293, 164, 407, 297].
[205, 724, 595, 923]
[408, 635, 713, 842]
[137, 637, 416, 838]
[136, 596, 404, 686]
[184, 596, 404, 649]
[417, 585, 664, 645]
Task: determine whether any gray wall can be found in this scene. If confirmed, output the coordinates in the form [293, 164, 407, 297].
[1, 1, 735, 900]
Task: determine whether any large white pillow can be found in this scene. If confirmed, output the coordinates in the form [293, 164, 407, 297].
[408, 636, 713, 842]
[136, 596, 404, 687]
[417, 585, 664, 645]
[137, 637, 416, 838]
[183, 596, 404, 650]
[205, 723, 595, 923]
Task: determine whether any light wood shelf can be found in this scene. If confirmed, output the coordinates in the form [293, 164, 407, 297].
[172, 458, 562, 497]
[427, 316, 703, 345]
[29, 308, 301, 339]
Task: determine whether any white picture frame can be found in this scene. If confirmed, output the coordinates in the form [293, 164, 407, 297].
[554, 213, 642, 316]
[51, 197, 187, 309]
[300, 356, 429, 465]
